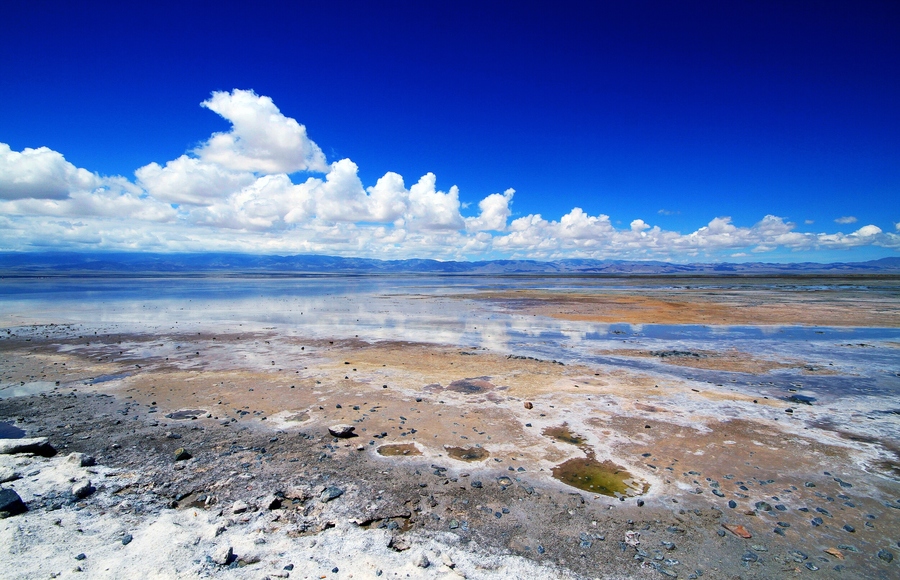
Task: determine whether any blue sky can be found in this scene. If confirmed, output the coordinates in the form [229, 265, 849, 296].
[1, 1, 898, 262]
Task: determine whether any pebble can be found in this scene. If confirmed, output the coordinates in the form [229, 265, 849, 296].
[212, 546, 233, 565]
[741, 551, 758, 563]
[174, 448, 191, 461]
[842, 524, 855, 533]
[877, 549, 894, 563]
[121, 534, 133, 545]
[414, 552, 430, 568]
[728, 500, 737, 509]
[321, 486, 344, 502]
[72, 480, 94, 499]
[0, 488, 27, 517]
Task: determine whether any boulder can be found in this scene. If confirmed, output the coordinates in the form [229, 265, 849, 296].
[72, 480, 95, 499]
[0, 488, 27, 518]
[328, 424, 356, 438]
[0, 437, 56, 457]
[66, 452, 96, 467]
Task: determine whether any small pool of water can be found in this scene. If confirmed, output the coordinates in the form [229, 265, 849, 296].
[377, 443, 422, 457]
[552, 457, 648, 497]
[0, 421, 26, 439]
[446, 446, 490, 461]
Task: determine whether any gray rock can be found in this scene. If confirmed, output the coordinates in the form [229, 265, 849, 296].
[0, 467, 21, 484]
[72, 480, 94, 499]
[413, 552, 430, 568]
[121, 534, 133, 545]
[0, 488, 27, 518]
[321, 486, 343, 502]
[0, 437, 56, 457]
[328, 424, 356, 438]
[212, 545, 233, 565]
[877, 549, 894, 563]
[66, 452, 96, 467]
[232, 500, 249, 514]
[174, 448, 192, 461]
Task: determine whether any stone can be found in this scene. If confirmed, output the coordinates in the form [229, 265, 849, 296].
[174, 448, 192, 461]
[321, 486, 343, 502]
[0, 467, 21, 484]
[0, 488, 27, 518]
[722, 523, 752, 538]
[741, 551, 758, 563]
[66, 452, 95, 467]
[328, 424, 356, 438]
[824, 548, 844, 559]
[121, 534, 133, 546]
[524, 402, 533, 409]
[414, 552, 430, 568]
[877, 549, 894, 563]
[212, 545, 233, 565]
[0, 437, 56, 457]
[72, 480, 94, 499]
[232, 500, 249, 514]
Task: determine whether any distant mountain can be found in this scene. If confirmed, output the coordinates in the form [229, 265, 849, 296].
[0, 252, 898, 276]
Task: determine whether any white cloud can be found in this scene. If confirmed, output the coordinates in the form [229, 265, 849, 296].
[135, 155, 255, 205]
[466, 189, 514, 232]
[195, 89, 328, 174]
[0, 90, 896, 261]
[0, 143, 101, 200]
[835, 216, 858, 224]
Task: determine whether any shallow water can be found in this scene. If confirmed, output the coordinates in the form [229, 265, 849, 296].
[1, 275, 898, 406]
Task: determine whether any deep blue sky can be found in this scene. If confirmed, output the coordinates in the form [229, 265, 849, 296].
[1, 1, 898, 261]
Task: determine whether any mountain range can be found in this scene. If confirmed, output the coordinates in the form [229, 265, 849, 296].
[1, 252, 899, 276]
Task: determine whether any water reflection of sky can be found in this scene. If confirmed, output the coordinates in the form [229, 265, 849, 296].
[2, 276, 898, 401]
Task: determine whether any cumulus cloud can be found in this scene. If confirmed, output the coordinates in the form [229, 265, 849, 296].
[0, 144, 101, 200]
[195, 89, 328, 174]
[135, 156, 255, 205]
[0, 89, 896, 261]
[466, 189, 514, 232]
[835, 216, 858, 224]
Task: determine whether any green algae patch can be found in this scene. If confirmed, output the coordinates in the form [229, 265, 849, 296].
[542, 423, 586, 446]
[377, 443, 422, 457]
[552, 457, 648, 497]
[446, 445, 490, 461]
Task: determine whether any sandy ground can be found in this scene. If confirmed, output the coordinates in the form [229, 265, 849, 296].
[466, 281, 900, 327]
[1, 279, 899, 579]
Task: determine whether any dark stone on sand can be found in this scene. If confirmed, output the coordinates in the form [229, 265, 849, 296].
[0, 488, 27, 518]
[728, 500, 737, 509]
[321, 486, 343, 502]
[75, 553, 86, 561]
[877, 549, 894, 563]
[122, 534, 133, 545]
[174, 448, 192, 461]
[843, 524, 855, 532]
[471, 481, 483, 489]
[742, 551, 758, 563]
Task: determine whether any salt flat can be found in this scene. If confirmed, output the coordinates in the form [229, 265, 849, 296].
[1, 275, 898, 579]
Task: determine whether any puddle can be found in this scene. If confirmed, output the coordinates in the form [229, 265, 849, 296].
[551, 457, 648, 497]
[542, 424, 587, 446]
[0, 421, 26, 439]
[0, 381, 58, 399]
[165, 409, 207, 420]
[377, 443, 422, 457]
[786, 394, 816, 405]
[89, 372, 131, 384]
[445, 446, 490, 461]
[446, 377, 494, 394]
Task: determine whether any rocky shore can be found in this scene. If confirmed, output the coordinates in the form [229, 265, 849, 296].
[1, 319, 898, 579]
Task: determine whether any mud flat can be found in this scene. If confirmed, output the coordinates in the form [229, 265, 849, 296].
[1, 275, 898, 579]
